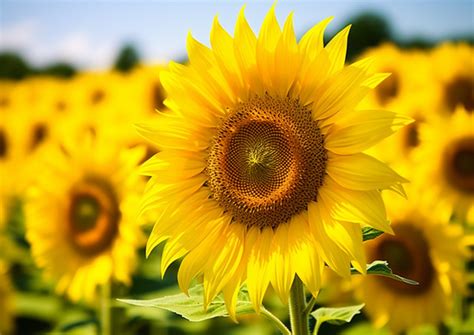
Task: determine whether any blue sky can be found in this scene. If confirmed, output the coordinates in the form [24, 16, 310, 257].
[1, 0, 473, 70]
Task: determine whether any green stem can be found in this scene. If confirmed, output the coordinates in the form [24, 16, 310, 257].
[100, 282, 111, 335]
[261, 307, 291, 335]
[303, 296, 317, 317]
[289, 276, 309, 335]
[313, 319, 322, 335]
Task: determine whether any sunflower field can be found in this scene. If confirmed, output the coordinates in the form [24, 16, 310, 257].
[0, 3, 473, 335]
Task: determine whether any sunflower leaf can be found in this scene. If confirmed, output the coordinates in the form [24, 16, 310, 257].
[351, 260, 419, 285]
[311, 304, 364, 326]
[118, 284, 253, 322]
[361, 227, 384, 241]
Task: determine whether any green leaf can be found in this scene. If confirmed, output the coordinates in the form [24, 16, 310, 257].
[311, 304, 364, 326]
[361, 227, 384, 241]
[118, 284, 254, 322]
[351, 260, 419, 285]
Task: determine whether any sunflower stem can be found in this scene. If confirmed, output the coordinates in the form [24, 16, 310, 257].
[100, 282, 111, 335]
[289, 276, 309, 335]
[303, 296, 317, 317]
[261, 307, 291, 335]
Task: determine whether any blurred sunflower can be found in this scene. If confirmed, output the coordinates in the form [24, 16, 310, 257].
[431, 43, 474, 113]
[368, 96, 431, 177]
[26, 132, 145, 302]
[415, 107, 473, 222]
[139, 6, 410, 317]
[359, 44, 435, 110]
[359, 190, 467, 333]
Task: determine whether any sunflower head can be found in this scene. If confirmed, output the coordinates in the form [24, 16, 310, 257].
[207, 94, 327, 228]
[140, 5, 409, 317]
[431, 43, 474, 113]
[359, 190, 467, 332]
[26, 132, 145, 302]
[415, 106, 473, 221]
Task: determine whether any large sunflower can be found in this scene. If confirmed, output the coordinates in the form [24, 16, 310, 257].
[139, 7, 410, 317]
[26, 132, 145, 302]
[415, 107, 473, 223]
[358, 190, 467, 333]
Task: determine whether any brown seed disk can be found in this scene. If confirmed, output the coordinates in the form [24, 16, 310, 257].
[445, 76, 474, 112]
[207, 94, 327, 228]
[443, 136, 474, 194]
[376, 70, 399, 105]
[67, 176, 121, 256]
[371, 222, 435, 295]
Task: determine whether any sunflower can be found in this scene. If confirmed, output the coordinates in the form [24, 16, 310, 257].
[358, 44, 435, 111]
[368, 95, 433, 180]
[358, 190, 467, 333]
[415, 107, 473, 223]
[139, 6, 410, 317]
[430, 43, 474, 114]
[26, 132, 145, 302]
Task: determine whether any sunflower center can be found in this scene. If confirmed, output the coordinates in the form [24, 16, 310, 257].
[67, 176, 120, 256]
[91, 89, 105, 105]
[30, 123, 48, 151]
[373, 223, 435, 295]
[376, 71, 399, 105]
[0, 96, 10, 108]
[403, 121, 420, 150]
[445, 76, 474, 112]
[444, 137, 474, 194]
[207, 95, 327, 228]
[56, 100, 67, 112]
[0, 129, 7, 158]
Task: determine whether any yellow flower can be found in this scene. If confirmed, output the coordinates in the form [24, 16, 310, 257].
[359, 44, 435, 110]
[359, 190, 467, 333]
[140, 6, 410, 318]
[122, 64, 168, 117]
[415, 107, 473, 223]
[368, 95, 433, 179]
[26, 132, 145, 302]
[430, 43, 474, 114]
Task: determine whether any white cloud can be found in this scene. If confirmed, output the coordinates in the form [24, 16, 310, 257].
[0, 19, 39, 50]
[55, 32, 118, 69]
[0, 20, 118, 70]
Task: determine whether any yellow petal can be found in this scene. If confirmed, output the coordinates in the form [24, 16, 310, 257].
[256, 4, 281, 90]
[325, 25, 351, 75]
[299, 16, 333, 60]
[363, 72, 391, 89]
[177, 216, 228, 295]
[327, 152, 409, 191]
[233, 6, 259, 96]
[290, 213, 324, 297]
[203, 222, 244, 308]
[246, 227, 273, 312]
[319, 177, 393, 234]
[140, 150, 205, 180]
[274, 12, 300, 96]
[311, 65, 369, 120]
[186, 33, 235, 106]
[307, 201, 352, 277]
[270, 222, 295, 303]
[211, 16, 243, 94]
[324, 110, 413, 155]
